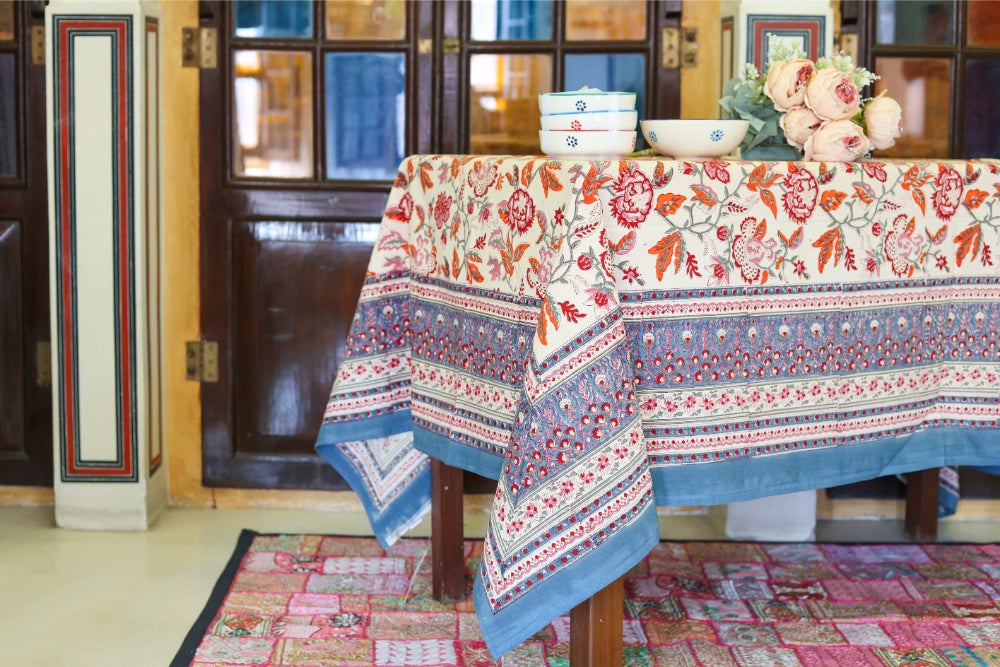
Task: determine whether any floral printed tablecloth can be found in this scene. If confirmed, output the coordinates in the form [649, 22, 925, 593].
[315, 155, 1000, 657]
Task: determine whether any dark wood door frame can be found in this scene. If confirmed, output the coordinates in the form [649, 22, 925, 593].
[0, 2, 52, 487]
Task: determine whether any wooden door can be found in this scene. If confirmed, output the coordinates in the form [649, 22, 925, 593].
[0, 1, 51, 487]
[199, 0, 681, 490]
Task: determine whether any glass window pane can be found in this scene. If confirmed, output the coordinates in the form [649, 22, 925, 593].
[235, 0, 313, 39]
[0, 54, 14, 177]
[875, 1, 953, 45]
[967, 0, 1000, 47]
[565, 0, 645, 41]
[565, 53, 645, 146]
[324, 53, 405, 180]
[471, 0, 552, 41]
[874, 57, 950, 158]
[0, 1, 13, 42]
[963, 59, 1000, 158]
[233, 50, 314, 178]
[326, 0, 406, 41]
[469, 53, 551, 154]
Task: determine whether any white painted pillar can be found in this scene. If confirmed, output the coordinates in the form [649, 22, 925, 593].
[46, 0, 166, 529]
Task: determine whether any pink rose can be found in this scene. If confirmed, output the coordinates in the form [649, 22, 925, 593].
[780, 107, 822, 150]
[931, 166, 963, 220]
[764, 59, 815, 112]
[782, 166, 818, 223]
[804, 120, 870, 161]
[609, 167, 652, 228]
[804, 69, 861, 121]
[863, 94, 903, 150]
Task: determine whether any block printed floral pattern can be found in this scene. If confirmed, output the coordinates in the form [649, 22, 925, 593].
[316, 155, 1000, 656]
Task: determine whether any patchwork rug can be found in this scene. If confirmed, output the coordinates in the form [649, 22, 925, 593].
[171, 530, 1000, 666]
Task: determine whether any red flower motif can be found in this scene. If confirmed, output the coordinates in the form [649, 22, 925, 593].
[505, 188, 536, 234]
[432, 192, 452, 229]
[862, 161, 887, 182]
[716, 226, 728, 241]
[782, 168, 818, 224]
[703, 161, 731, 184]
[609, 167, 652, 228]
[387, 191, 414, 222]
[932, 166, 963, 220]
[577, 255, 592, 270]
[468, 160, 498, 197]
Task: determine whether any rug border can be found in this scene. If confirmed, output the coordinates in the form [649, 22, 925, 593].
[170, 528, 259, 667]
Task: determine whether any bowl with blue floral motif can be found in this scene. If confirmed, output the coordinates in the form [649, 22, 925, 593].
[640, 119, 749, 158]
[538, 130, 636, 159]
[538, 89, 636, 115]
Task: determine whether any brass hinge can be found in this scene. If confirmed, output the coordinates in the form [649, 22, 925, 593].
[35, 341, 51, 388]
[442, 38, 460, 55]
[661, 27, 698, 69]
[185, 340, 219, 382]
[181, 26, 217, 69]
[31, 25, 45, 66]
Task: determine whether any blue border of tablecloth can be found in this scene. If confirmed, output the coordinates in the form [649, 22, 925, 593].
[473, 500, 661, 658]
[649, 426, 1000, 506]
[413, 426, 505, 480]
[316, 412, 431, 549]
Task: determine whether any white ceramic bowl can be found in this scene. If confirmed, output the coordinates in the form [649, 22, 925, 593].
[538, 90, 636, 115]
[640, 119, 750, 158]
[540, 110, 638, 132]
[539, 130, 637, 159]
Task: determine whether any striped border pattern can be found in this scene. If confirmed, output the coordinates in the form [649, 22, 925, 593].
[747, 15, 826, 68]
[52, 15, 138, 482]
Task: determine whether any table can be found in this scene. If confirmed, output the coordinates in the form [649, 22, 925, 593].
[316, 155, 1000, 659]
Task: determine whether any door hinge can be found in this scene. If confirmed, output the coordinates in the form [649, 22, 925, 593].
[35, 341, 51, 388]
[31, 25, 45, 66]
[181, 26, 217, 69]
[185, 340, 219, 383]
[662, 27, 698, 70]
[442, 38, 460, 55]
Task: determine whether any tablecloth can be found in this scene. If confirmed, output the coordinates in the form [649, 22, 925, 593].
[316, 155, 1000, 657]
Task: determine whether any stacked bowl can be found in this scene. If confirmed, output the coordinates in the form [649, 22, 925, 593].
[538, 89, 637, 159]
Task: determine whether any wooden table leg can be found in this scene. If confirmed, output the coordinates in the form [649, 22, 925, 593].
[431, 459, 466, 602]
[904, 466, 939, 542]
[570, 576, 624, 667]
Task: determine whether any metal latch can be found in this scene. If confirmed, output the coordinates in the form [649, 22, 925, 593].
[36, 341, 51, 388]
[181, 27, 217, 68]
[442, 38, 460, 55]
[662, 27, 698, 69]
[31, 25, 45, 65]
[185, 340, 219, 382]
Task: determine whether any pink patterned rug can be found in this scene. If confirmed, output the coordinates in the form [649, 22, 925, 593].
[171, 530, 1000, 666]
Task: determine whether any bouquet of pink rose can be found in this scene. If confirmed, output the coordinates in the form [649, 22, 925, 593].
[720, 40, 903, 161]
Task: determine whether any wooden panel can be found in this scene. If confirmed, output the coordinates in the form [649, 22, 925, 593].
[233, 220, 377, 457]
[0, 1, 51, 487]
[0, 219, 24, 455]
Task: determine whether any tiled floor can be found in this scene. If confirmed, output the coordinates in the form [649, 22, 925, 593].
[2, 503, 999, 666]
